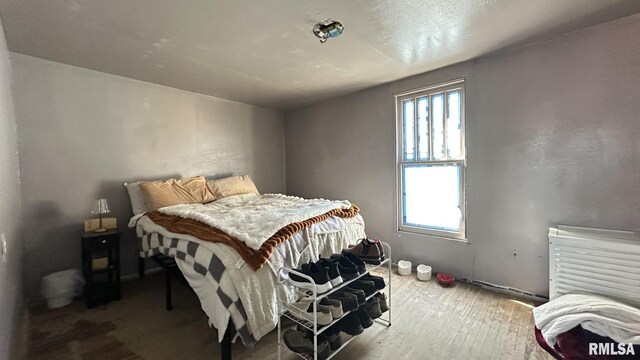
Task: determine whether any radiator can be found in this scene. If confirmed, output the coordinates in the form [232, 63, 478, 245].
[548, 225, 640, 306]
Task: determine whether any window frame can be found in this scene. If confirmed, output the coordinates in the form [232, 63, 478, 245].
[395, 79, 467, 241]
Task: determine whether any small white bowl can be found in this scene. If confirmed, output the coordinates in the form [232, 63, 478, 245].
[398, 260, 412, 276]
[417, 264, 432, 281]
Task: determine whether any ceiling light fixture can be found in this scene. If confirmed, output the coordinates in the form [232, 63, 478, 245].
[312, 19, 344, 44]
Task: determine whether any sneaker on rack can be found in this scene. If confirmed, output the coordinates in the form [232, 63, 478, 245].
[363, 297, 383, 319]
[327, 292, 359, 312]
[327, 255, 359, 280]
[347, 238, 385, 254]
[344, 238, 384, 265]
[336, 312, 364, 336]
[374, 292, 389, 313]
[325, 332, 343, 350]
[299, 296, 344, 319]
[342, 288, 366, 305]
[283, 329, 331, 360]
[340, 253, 367, 274]
[289, 262, 333, 294]
[320, 297, 344, 319]
[317, 258, 343, 286]
[370, 238, 386, 260]
[361, 274, 386, 290]
[355, 306, 374, 329]
[300, 328, 344, 351]
[288, 300, 333, 326]
[348, 280, 377, 296]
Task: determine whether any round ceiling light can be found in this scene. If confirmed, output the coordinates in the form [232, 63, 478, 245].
[312, 19, 344, 43]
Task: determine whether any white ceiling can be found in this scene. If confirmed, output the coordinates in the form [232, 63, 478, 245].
[1, 1, 639, 110]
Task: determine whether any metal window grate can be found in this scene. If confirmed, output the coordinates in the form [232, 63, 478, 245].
[395, 80, 467, 240]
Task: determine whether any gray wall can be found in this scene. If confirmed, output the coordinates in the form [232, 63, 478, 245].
[11, 54, 286, 296]
[285, 14, 640, 296]
[0, 16, 23, 360]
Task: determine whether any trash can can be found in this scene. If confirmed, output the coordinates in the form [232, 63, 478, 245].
[41, 268, 85, 309]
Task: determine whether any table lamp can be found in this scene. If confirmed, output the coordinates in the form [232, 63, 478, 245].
[91, 198, 110, 233]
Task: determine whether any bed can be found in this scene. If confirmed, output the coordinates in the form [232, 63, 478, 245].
[125, 177, 366, 358]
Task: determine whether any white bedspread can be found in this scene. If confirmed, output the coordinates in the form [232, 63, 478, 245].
[533, 293, 640, 346]
[135, 212, 365, 342]
[158, 193, 352, 250]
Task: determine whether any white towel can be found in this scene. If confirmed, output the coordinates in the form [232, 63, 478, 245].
[533, 293, 640, 346]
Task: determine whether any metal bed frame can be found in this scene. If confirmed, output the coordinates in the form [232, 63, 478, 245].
[138, 256, 235, 360]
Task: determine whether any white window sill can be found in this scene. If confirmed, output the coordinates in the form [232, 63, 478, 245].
[396, 229, 469, 244]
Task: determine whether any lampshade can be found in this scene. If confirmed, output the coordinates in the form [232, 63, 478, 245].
[91, 198, 110, 215]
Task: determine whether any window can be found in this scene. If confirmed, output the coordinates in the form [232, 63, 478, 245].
[396, 79, 466, 240]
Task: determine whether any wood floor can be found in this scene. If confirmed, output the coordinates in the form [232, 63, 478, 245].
[24, 269, 552, 360]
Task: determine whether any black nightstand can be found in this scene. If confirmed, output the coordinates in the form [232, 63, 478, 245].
[81, 229, 121, 308]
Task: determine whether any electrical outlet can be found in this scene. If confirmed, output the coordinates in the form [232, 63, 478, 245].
[1, 233, 6, 256]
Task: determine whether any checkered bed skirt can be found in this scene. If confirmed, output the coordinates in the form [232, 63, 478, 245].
[139, 230, 256, 346]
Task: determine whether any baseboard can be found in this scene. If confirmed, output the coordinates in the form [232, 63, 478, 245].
[463, 279, 548, 303]
[389, 260, 548, 303]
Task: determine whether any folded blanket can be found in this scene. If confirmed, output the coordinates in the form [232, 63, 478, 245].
[533, 293, 640, 346]
[146, 196, 360, 270]
[158, 193, 354, 250]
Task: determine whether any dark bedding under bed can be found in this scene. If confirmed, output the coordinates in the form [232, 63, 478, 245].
[535, 326, 640, 360]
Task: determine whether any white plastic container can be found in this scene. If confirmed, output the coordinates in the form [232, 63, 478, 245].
[398, 260, 412, 276]
[41, 268, 85, 309]
[417, 264, 432, 281]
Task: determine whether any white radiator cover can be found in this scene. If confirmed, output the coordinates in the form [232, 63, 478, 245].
[549, 225, 640, 307]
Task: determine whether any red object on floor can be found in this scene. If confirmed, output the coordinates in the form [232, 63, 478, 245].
[534, 326, 640, 360]
[436, 273, 455, 285]
[535, 327, 565, 360]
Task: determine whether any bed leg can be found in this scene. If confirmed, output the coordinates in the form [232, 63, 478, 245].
[138, 257, 145, 279]
[165, 268, 173, 311]
[221, 324, 233, 360]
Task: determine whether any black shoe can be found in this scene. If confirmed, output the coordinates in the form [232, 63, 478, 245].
[317, 258, 343, 287]
[364, 297, 383, 319]
[349, 280, 377, 296]
[328, 254, 359, 280]
[355, 307, 373, 329]
[337, 312, 364, 336]
[327, 292, 359, 312]
[342, 288, 366, 305]
[300, 329, 343, 351]
[283, 329, 331, 360]
[290, 263, 333, 293]
[323, 320, 341, 338]
[341, 253, 366, 274]
[320, 332, 343, 351]
[323, 321, 342, 336]
[375, 292, 389, 313]
[361, 274, 385, 290]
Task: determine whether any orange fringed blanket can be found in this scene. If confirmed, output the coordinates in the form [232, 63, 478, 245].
[146, 204, 360, 270]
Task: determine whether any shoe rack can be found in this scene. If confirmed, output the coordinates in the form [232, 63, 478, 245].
[276, 241, 392, 360]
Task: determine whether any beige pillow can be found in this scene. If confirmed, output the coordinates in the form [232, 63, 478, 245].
[139, 176, 215, 211]
[207, 175, 259, 199]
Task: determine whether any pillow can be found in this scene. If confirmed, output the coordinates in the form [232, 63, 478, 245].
[207, 175, 259, 199]
[124, 182, 148, 215]
[139, 176, 216, 211]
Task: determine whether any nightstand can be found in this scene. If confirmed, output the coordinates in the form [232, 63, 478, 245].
[81, 229, 121, 308]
